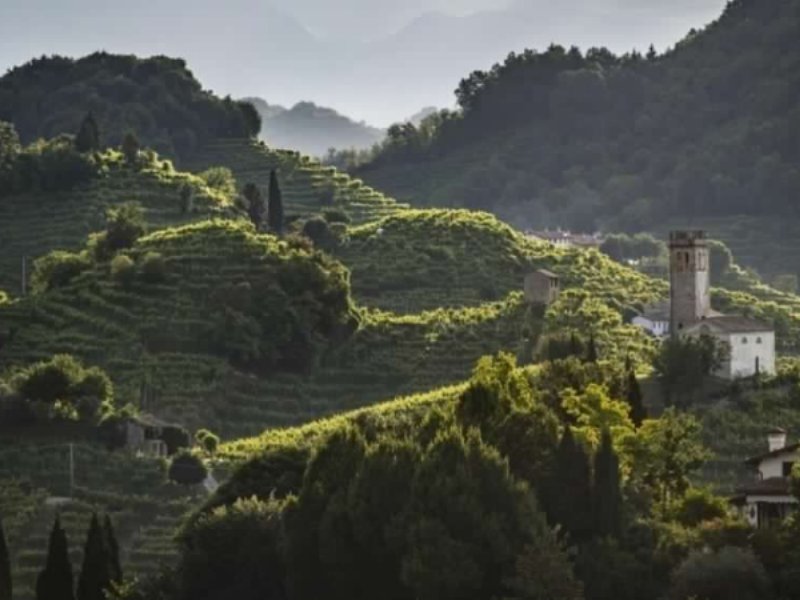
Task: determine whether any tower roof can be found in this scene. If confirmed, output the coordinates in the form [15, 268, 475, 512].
[669, 230, 707, 246]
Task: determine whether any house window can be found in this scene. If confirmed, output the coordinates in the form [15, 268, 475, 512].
[757, 337, 763, 344]
[783, 461, 796, 477]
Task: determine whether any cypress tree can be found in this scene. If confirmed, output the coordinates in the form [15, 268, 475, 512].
[593, 430, 623, 539]
[626, 369, 647, 427]
[0, 517, 11, 600]
[549, 427, 593, 542]
[121, 132, 140, 166]
[586, 334, 599, 362]
[75, 113, 100, 153]
[267, 170, 284, 235]
[36, 516, 75, 600]
[77, 514, 111, 600]
[102, 515, 122, 585]
[243, 183, 264, 230]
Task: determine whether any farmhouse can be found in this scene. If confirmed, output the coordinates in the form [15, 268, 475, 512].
[524, 269, 560, 306]
[732, 428, 799, 528]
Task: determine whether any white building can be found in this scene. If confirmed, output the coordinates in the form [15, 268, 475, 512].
[685, 317, 776, 379]
[632, 303, 670, 338]
[733, 428, 799, 528]
[646, 230, 777, 380]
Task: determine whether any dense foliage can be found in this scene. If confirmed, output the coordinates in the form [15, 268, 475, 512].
[0, 53, 260, 160]
[359, 0, 800, 237]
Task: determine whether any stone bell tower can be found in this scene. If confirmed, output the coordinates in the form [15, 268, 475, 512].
[669, 230, 711, 335]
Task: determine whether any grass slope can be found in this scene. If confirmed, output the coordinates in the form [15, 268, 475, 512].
[0, 150, 235, 294]
[186, 139, 408, 225]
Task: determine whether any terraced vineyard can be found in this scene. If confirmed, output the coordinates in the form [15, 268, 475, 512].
[0, 150, 238, 294]
[186, 139, 408, 224]
[0, 444, 201, 600]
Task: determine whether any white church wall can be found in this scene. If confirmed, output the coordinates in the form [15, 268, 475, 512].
[728, 330, 776, 378]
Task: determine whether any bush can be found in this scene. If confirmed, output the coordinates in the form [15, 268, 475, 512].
[11, 354, 114, 420]
[322, 209, 351, 224]
[168, 451, 208, 486]
[200, 167, 236, 197]
[161, 425, 192, 455]
[110, 254, 136, 287]
[141, 252, 167, 283]
[195, 429, 220, 455]
[30, 250, 91, 293]
[105, 203, 146, 253]
[302, 217, 334, 249]
[670, 546, 771, 600]
[670, 488, 728, 527]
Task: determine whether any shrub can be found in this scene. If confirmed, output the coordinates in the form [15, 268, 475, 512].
[168, 451, 208, 486]
[199, 166, 236, 197]
[195, 429, 220, 455]
[110, 254, 136, 287]
[161, 425, 192, 455]
[30, 250, 91, 293]
[670, 546, 771, 600]
[140, 252, 167, 283]
[670, 488, 728, 527]
[11, 355, 113, 421]
[105, 203, 146, 253]
[302, 217, 334, 249]
[322, 209, 351, 224]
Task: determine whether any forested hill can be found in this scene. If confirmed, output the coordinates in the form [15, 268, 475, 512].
[0, 53, 260, 160]
[358, 0, 800, 234]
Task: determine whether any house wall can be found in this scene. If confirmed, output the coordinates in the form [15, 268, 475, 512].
[632, 316, 669, 337]
[759, 450, 800, 479]
[714, 330, 776, 379]
[524, 273, 559, 305]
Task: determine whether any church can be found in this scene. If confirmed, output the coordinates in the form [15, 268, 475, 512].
[663, 231, 775, 380]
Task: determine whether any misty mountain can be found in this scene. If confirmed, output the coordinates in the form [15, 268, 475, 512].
[244, 97, 385, 157]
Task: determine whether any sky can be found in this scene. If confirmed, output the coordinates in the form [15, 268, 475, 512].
[0, 0, 728, 126]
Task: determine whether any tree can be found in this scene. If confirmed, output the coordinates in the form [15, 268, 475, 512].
[547, 427, 593, 542]
[586, 335, 598, 362]
[243, 183, 264, 230]
[75, 113, 100, 153]
[102, 516, 122, 585]
[121, 132, 140, 166]
[77, 514, 112, 600]
[0, 517, 10, 600]
[625, 369, 647, 427]
[670, 547, 771, 600]
[36, 516, 75, 600]
[168, 452, 208, 485]
[653, 334, 730, 406]
[593, 430, 622, 539]
[268, 170, 284, 235]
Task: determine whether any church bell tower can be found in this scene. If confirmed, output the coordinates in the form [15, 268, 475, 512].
[669, 230, 711, 335]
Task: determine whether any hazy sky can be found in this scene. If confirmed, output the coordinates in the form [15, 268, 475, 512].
[0, 0, 727, 126]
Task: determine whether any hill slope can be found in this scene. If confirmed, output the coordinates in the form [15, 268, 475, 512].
[358, 0, 800, 278]
[0, 147, 237, 294]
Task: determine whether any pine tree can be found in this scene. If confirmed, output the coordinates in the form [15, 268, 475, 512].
[243, 183, 264, 230]
[625, 368, 647, 427]
[0, 517, 11, 600]
[593, 430, 623, 539]
[267, 170, 284, 235]
[75, 113, 100, 153]
[549, 427, 593, 542]
[102, 516, 122, 585]
[36, 516, 75, 600]
[77, 514, 111, 600]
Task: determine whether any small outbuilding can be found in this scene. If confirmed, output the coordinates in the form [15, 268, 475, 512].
[524, 269, 560, 306]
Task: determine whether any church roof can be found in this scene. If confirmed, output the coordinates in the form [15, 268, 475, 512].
[690, 315, 774, 334]
[639, 302, 670, 322]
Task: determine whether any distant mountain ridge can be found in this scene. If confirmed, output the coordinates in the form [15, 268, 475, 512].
[243, 96, 385, 157]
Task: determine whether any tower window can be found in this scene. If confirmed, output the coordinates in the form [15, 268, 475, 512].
[742, 337, 748, 344]
[756, 337, 763, 344]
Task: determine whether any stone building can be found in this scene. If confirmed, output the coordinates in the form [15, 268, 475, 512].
[667, 230, 775, 379]
[524, 269, 560, 306]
